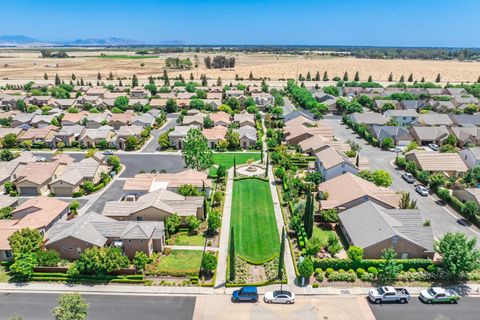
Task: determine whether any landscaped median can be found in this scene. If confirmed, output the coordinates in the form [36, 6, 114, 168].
[209, 152, 261, 177]
[227, 177, 286, 286]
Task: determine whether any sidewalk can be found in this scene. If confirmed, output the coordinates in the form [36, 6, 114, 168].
[214, 168, 234, 289]
[1, 282, 479, 297]
[164, 245, 219, 251]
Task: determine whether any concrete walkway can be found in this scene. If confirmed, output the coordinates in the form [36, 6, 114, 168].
[214, 168, 234, 289]
[1, 282, 479, 297]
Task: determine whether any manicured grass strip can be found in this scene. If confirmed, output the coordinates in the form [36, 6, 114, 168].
[167, 233, 206, 246]
[209, 152, 261, 176]
[156, 250, 202, 275]
[231, 178, 279, 263]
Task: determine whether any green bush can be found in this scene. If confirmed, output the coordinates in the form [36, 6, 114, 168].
[356, 268, 366, 277]
[312, 282, 319, 288]
[325, 268, 334, 275]
[72, 191, 84, 198]
[314, 258, 433, 271]
[326, 270, 356, 282]
[408, 268, 416, 273]
[367, 267, 378, 275]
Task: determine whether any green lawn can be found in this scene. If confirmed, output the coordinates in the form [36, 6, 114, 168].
[166, 232, 206, 246]
[312, 226, 336, 248]
[231, 178, 279, 263]
[0, 266, 9, 282]
[209, 152, 261, 177]
[156, 250, 203, 275]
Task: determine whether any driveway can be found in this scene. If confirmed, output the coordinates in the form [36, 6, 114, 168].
[119, 153, 185, 177]
[87, 179, 125, 214]
[141, 114, 178, 153]
[323, 119, 480, 243]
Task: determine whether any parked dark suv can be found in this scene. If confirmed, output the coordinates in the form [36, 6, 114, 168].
[232, 286, 258, 302]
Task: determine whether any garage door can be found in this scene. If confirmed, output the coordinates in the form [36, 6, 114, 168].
[53, 187, 73, 197]
[19, 187, 38, 196]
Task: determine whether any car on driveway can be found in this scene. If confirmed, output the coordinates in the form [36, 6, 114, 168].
[419, 287, 460, 304]
[264, 290, 295, 304]
[415, 184, 429, 196]
[428, 143, 439, 151]
[103, 150, 115, 156]
[232, 286, 258, 303]
[401, 172, 415, 183]
[368, 286, 410, 304]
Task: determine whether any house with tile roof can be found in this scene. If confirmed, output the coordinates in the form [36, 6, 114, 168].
[405, 151, 468, 176]
[13, 162, 65, 195]
[315, 146, 358, 180]
[339, 201, 434, 259]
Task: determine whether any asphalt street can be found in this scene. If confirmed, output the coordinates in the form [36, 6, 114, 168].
[369, 297, 479, 320]
[0, 292, 196, 320]
[141, 114, 178, 153]
[323, 119, 480, 243]
[87, 179, 125, 213]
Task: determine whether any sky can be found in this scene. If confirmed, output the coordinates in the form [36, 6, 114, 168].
[1, 0, 479, 47]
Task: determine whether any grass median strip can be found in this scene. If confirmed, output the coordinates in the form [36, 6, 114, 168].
[231, 178, 279, 264]
[209, 152, 261, 176]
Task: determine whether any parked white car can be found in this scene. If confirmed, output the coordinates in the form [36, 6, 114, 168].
[428, 143, 439, 151]
[415, 185, 429, 196]
[264, 290, 295, 304]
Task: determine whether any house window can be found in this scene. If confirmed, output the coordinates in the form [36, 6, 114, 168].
[136, 216, 144, 221]
[140, 240, 143, 243]
[128, 240, 131, 243]
[392, 236, 398, 244]
[5, 250, 12, 258]
[68, 247, 73, 250]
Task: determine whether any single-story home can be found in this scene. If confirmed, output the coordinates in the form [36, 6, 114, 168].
[405, 151, 468, 176]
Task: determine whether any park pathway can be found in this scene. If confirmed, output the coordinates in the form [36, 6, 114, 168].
[214, 168, 234, 289]
[261, 118, 297, 285]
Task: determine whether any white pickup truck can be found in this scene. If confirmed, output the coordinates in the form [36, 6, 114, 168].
[368, 286, 410, 304]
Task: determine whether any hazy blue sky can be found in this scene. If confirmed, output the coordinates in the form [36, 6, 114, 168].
[2, 0, 479, 47]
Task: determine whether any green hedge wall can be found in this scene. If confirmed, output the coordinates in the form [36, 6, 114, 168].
[313, 258, 434, 271]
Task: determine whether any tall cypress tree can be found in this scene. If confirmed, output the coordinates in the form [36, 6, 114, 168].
[260, 147, 264, 164]
[265, 154, 269, 178]
[233, 156, 237, 177]
[132, 74, 139, 87]
[229, 227, 235, 281]
[278, 227, 285, 280]
[304, 186, 313, 238]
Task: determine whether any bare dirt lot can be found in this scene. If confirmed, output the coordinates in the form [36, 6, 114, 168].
[1, 49, 480, 84]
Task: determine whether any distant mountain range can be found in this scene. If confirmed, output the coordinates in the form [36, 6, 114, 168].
[0, 35, 185, 47]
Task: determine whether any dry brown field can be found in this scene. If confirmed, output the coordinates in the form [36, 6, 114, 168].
[0, 49, 479, 84]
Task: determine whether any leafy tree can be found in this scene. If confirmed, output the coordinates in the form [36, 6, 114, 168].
[8, 228, 43, 256]
[347, 246, 364, 262]
[379, 248, 403, 283]
[133, 251, 153, 273]
[225, 129, 240, 150]
[114, 96, 129, 111]
[207, 209, 221, 234]
[0, 206, 13, 219]
[229, 227, 235, 281]
[3, 133, 17, 148]
[461, 201, 479, 220]
[186, 215, 201, 233]
[165, 213, 181, 235]
[9, 252, 37, 279]
[0, 150, 15, 161]
[358, 170, 392, 187]
[82, 181, 95, 193]
[436, 232, 480, 278]
[157, 132, 170, 149]
[203, 116, 213, 129]
[144, 83, 157, 95]
[445, 134, 457, 146]
[165, 98, 178, 113]
[125, 135, 138, 151]
[305, 236, 321, 256]
[37, 250, 61, 267]
[298, 258, 314, 280]
[428, 173, 447, 191]
[182, 129, 213, 170]
[52, 293, 89, 320]
[381, 137, 395, 149]
[106, 155, 121, 172]
[321, 209, 339, 223]
[305, 171, 322, 186]
[201, 252, 217, 274]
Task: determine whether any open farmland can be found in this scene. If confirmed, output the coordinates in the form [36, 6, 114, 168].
[1, 49, 480, 84]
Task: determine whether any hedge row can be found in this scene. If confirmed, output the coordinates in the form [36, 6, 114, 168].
[313, 258, 434, 271]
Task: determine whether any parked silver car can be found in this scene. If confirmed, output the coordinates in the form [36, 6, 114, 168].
[264, 290, 295, 304]
[415, 185, 429, 196]
[401, 172, 415, 183]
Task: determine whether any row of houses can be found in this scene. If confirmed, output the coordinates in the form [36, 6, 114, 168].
[0, 152, 110, 196]
[169, 110, 258, 149]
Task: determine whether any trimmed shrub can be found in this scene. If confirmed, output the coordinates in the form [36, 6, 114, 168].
[367, 267, 378, 275]
[325, 268, 334, 275]
[314, 258, 433, 272]
[327, 270, 356, 282]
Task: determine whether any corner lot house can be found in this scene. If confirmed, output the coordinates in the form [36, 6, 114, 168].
[315, 146, 358, 180]
[45, 211, 165, 260]
[339, 201, 434, 259]
[13, 162, 65, 195]
[405, 151, 468, 176]
[123, 169, 212, 197]
[318, 173, 400, 211]
[0, 197, 69, 261]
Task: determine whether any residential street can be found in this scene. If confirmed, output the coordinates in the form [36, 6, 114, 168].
[141, 113, 178, 153]
[323, 119, 480, 243]
[0, 292, 196, 320]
